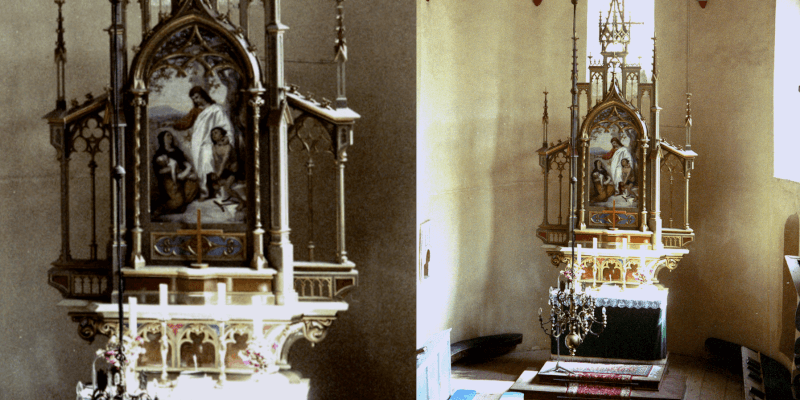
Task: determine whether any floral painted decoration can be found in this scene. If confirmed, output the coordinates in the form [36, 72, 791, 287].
[239, 338, 280, 374]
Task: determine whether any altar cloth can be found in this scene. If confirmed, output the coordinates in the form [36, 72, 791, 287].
[549, 286, 668, 361]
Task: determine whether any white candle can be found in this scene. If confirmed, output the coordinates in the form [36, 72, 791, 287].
[593, 237, 598, 249]
[622, 238, 627, 250]
[576, 244, 582, 265]
[128, 297, 137, 338]
[217, 282, 226, 306]
[159, 284, 168, 307]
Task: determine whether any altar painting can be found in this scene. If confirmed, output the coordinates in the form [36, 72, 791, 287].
[147, 25, 247, 224]
[587, 107, 639, 209]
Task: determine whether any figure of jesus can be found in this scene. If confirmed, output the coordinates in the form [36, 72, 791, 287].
[601, 137, 632, 194]
[173, 86, 234, 200]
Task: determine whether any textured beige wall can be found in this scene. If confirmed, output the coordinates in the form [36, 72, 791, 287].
[417, 0, 587, 350]
[0, 2, 415, 399]
[655, 0, 790, 362]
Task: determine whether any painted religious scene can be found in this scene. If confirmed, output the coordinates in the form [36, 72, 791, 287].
[586, 106, 640, 211]
[147, 25, 247, 225]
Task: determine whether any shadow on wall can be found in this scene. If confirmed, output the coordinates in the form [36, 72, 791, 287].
[781, 213, 799, 363]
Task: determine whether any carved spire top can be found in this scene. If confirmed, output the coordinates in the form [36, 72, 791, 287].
[651, 35, 658, 81]
[542, 90, 549, 125]
[54, 0, 67, 110]
[335, 0, 347, 62]
[684, 93, 692, 128]
[599, 0, 633, 56]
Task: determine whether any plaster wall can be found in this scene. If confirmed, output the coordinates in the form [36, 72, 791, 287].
[654, 0, 786, 360]
[0, 1, 415, 399]
[417, 0, 587, 350]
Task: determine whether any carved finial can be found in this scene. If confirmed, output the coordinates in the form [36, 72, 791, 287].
[288, 84, 300, 94]
[542, 90, 549, 146]
[684, 93, 692, 128]
[685, 93, 692, 150]
[334, 0, 348, 62]
[651, 36, 658, 81]
[321, 98, 333, 109]
[542, 90, 549, 124]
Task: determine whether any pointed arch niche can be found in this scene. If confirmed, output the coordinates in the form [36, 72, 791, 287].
[127, 7, 264, 268]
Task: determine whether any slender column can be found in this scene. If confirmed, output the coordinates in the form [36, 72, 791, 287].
[568, 0, 580, 251]
[265, 0, 296, 304]
[57, 125, 73, 264]
[131, 93, 146, 269]
[306, 156, 316, 261]
[109, 0, 127, 344]
[541, 91, 549, 226]
[89, 158, 99, 260]
[684, 162, 692, 231]
[648, 36, 662, 248]
[639, 138, 648, 232]
[336, 125, 352, 264]
[250, 90, 267, 270]
[578, 137, 587, 230]
[684, 93, 693, 231]
[54, 2, 70, 264]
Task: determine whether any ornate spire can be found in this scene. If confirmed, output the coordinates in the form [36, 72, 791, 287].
[599, 0, 632, 57]
[651, 35, 658, 81]
[542, 90, 549, 147]
[334, 0, 348, 109]
[55, 0, 67, 110]
[684, 93, 692, 150]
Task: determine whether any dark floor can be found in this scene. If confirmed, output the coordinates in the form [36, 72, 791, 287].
[450, 350, 743, 399]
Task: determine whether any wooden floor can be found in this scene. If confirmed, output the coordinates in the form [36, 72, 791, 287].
[451, 350, 743, 400]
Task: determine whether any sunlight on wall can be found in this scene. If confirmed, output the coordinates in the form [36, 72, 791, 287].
[773, 0, 800, 182]
[586, 0, 654, 81]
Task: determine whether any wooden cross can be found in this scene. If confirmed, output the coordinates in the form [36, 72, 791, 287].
[177, 209, 223, 268]
[602, 200, 627, 230]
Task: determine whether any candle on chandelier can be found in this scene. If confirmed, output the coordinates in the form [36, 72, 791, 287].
[129, 297, 137, 338]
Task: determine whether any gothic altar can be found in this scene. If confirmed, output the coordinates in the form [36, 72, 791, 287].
[531, 0, 697, 396]
[44, 0, 358, 398]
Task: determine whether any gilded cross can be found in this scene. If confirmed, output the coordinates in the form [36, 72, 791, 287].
[602, 200, 626, 230]
[177, 209, 223, 268]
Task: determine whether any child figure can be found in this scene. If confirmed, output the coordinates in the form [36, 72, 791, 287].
[619, 158, 637, 201]
[209, 127, 245, 209]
